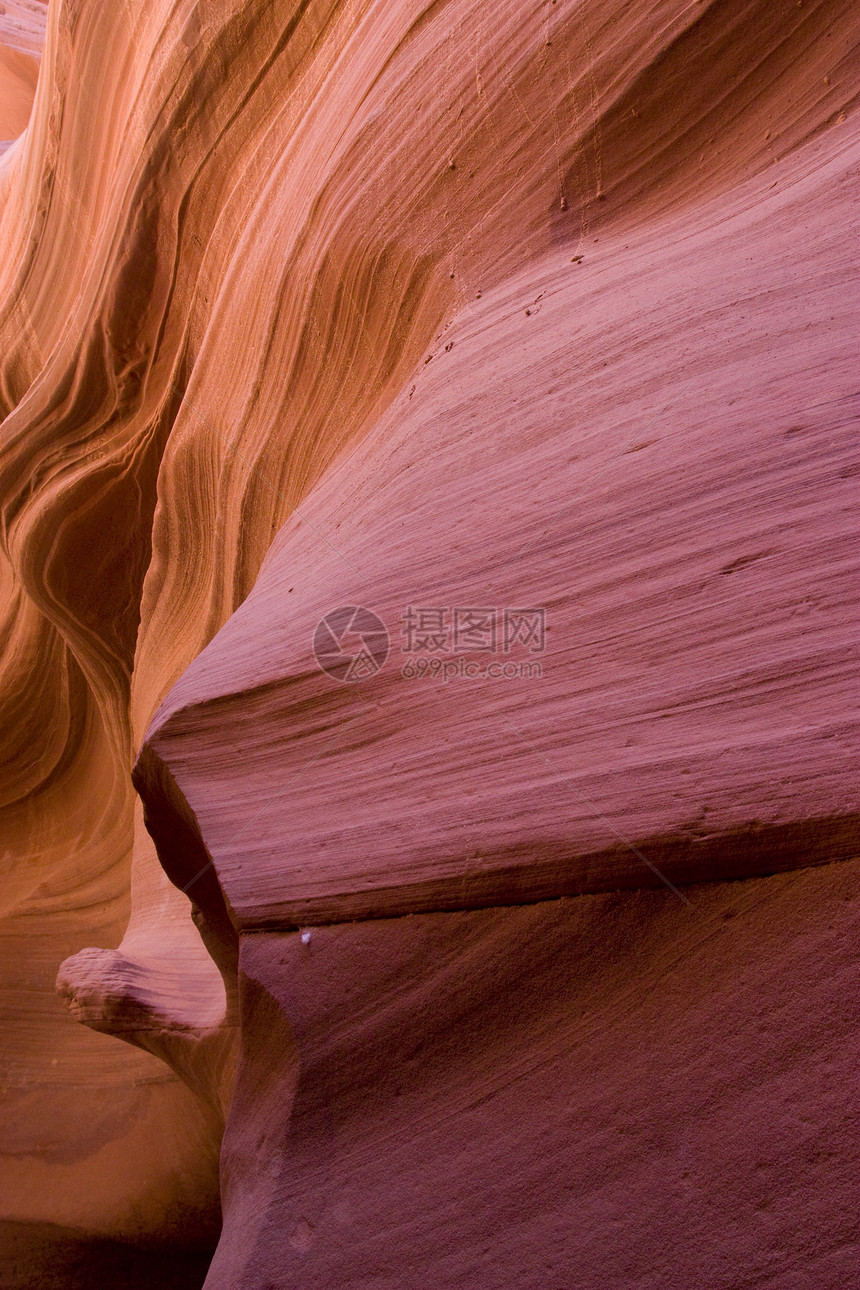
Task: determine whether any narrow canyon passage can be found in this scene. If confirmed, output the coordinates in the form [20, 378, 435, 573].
[0, 1, 857, 1286]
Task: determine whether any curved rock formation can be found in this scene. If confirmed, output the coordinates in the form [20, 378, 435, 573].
[0, 45, 36, 147]
[0, 0, 857, 1283]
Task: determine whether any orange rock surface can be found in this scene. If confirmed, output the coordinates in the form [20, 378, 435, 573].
[0, 0, 857, 1284]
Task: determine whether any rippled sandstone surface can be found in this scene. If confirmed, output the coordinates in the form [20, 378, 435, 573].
[0, 1, 858, 1286]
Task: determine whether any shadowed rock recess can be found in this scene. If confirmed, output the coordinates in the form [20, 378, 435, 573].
[0, 0, 857, 1285]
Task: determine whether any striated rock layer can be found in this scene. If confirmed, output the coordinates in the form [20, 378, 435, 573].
[0, 3, 46, 61]
[0, 0, 857, 1283]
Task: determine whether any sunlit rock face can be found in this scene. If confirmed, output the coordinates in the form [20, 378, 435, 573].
[0, 0, 857, 1284]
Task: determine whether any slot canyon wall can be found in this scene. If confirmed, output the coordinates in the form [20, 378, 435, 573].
[0, 1, 858, 1286]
